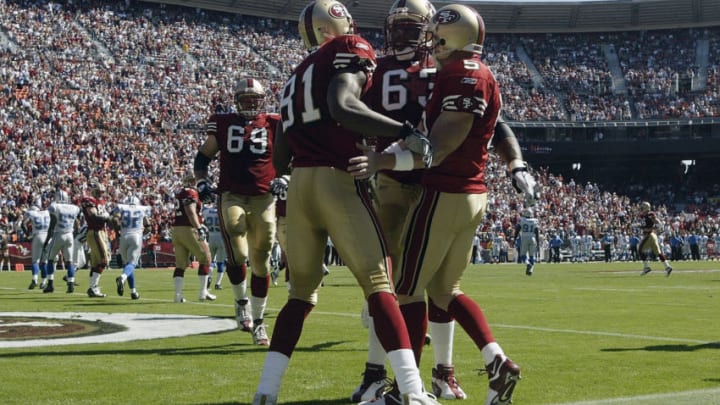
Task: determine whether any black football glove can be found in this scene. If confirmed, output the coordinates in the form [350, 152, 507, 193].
[196, 179, 214, 203]
[399, 121, 433, 168]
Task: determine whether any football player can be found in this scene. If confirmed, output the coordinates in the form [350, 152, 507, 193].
[170, 172, 215, 303]
[253, 1, 439, 405]
[22, 203, 50, 289]
[348, 5, 538, 405]
[638, 201, 673, 276]
[194, 76, 278, 346]
[200, 201, 227, 290]
[515, 207, 539, 275]
[111, 195, 152, 300]
[79, 182, 111, 297]
[42, 189, 82, 293]
[351, 0, 468, 402]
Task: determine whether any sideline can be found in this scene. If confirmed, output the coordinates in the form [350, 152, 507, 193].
[0, 312, 236, 348]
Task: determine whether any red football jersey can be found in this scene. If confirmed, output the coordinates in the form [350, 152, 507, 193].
[641, 211, 658, 233]
[173, 187, 202, 227]
[80, 196, 105, 231]
[280, 35, 376, 171]
[362, 55, 435, 185]
[206, 112, 280, 195]
[423, 55, 501, 194]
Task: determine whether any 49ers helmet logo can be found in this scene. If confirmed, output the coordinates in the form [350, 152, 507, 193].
[329, 4, 348, 18]
[435, 9, 460, 24]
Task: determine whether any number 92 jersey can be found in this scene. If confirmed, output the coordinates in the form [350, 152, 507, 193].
[280, 35, 376, 171]
[206, 112, 280, 195]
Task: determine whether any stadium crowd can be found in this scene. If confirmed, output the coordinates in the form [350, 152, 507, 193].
[1, 0, 719, 256]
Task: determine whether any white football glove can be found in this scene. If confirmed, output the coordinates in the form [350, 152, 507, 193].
[400, 122, 433, 168]
[269, 177, 289, 198]
[511, 166, 539, 205]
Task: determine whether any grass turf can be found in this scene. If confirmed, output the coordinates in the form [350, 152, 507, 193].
[0, 260, 718, 404]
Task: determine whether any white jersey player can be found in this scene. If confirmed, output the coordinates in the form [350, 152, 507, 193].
[515, 208, 539, 275]
[23, 205, 50, 289]
[43, 190, 81, 293]
[201, 204, 227, 290]
[111, 196, 152, 300]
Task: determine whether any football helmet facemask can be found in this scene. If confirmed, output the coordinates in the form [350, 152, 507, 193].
[385, 0, 435, 61]
[234, 78, 265, 120]
[298, 0, 354, 51]
[425, 4, 485, 66]
[640, 201, 651, 212]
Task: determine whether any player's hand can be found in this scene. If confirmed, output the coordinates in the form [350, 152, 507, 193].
[400, 123, 433, 168]
[348, 143, 383, 180]
[269, 177, 289, 198]
[511, 166, 539, 205]
[197, 225, 208, 241]
[196, 179, 214, 203]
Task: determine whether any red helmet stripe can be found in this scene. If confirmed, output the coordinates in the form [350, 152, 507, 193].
[303, 3, 319, 48]
[474, 9, 486, 45]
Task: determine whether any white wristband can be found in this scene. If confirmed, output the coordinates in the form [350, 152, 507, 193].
[393, 149, 414, 171]
[382, 141, 403, 154]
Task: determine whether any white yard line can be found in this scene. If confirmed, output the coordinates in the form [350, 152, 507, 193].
[551, 387, 720, 405]
[492, 323, 711, 344]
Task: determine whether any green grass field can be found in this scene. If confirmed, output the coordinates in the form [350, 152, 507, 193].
[0, 261, 718, 405]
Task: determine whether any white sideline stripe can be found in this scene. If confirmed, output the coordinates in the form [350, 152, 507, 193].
[492, 324, 710, 344]
[551, 387, 720, 405]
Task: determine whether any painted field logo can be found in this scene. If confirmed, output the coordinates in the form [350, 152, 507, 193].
[0, 316, 124, 340]
[0, 312, 237, 348]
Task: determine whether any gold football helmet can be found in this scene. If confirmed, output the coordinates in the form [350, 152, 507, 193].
[298, 0, 354, 51]
[640, 201, 651, 212]
[385, 0, 435, 60]
[426, 4, 485, 63]
[234, 78, 265, 119]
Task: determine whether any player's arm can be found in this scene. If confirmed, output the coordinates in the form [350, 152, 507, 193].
[44, 215, 57, 247]
[182, 201, 201, 229]
[194, 135, 218, 181]
[492, 116, 539, 202]
[273, 120, 292, 175]
[328, 69, 406, 137]
[491, 116, 524, 168]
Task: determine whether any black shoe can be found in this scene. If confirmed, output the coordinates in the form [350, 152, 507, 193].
[214, 284, 222, 290]
[87, 288, 107, 298]
[350, 363, 389, 402]
[66, 283, 75, 293]
[62, 275, 80, 286]
[28, 280, 38, 290]
[116, 276, 124, 296]
[43, 281, 54, 293]
[131, 292, 140, 300]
